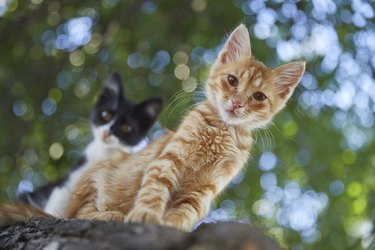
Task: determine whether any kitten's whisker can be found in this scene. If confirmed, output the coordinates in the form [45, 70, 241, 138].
[253, 129, 261, 151]
[268, 126, 276, 149]
[270, 123, 297, 143]
[181, 105, 195, 115]
[165, 91, 187, 110]
[182, 101, 201, 114]
[169, 89, 186, 101]
[167, 95, 194, 118]
[261, 128, 269, 151]
[165, 90, 189, 112]
[259, 129, 267, 153]
[263, 127, 275, 151]
[165, 91, 190, 112]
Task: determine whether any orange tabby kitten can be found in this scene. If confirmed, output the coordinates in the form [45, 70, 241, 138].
[65, 24, 305, 229]
[0, 24, 305, 230]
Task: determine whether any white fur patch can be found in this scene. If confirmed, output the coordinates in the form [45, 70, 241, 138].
[123, 138, 148, 154]
[254, 78, 262, 88]
[242, 70, 250, 81]
[44, 164, 90, 217]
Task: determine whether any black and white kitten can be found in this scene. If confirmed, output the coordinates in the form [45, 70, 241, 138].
[18, 73, 163, 217]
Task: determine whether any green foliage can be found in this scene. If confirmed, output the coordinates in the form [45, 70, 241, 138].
[1, 1, 374, 249]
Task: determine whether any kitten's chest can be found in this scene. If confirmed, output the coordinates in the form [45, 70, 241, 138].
[191, 127, 237, 164]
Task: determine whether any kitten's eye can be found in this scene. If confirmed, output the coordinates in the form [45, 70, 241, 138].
[253, 92, 267, 101]
[227, 74, 238, 87]
[100, 111, 112, 123]
[121, 124, 132, 133]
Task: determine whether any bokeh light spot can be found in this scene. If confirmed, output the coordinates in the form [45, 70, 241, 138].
[191, 0, 207, 12]
[41, 98, 57, 116]
[174, 64, 190, 80]
[74, 79, 91, 98]
[182, 77, 197, 93]
[253, 199, 275, 219]
[48, 88, 62, 103]
[342, 150, 356, 165]
[13, 100, 27, 117]
[295, 149, 311, 166]
[56, 71, 72, 90]
[55, 17, 93, 52]
[69, 50, 85, 66]
[353, 197, 367, 214]
[173, 51, 189, 65]
[49, 142, 64, 160]
[17, 180, 33, 194]
[141, 1, 157, 14]
[329, 180, 345, 196]
[260, 172, 277, 190]
[101, 0, 119, 8]
[347, 182, 363, 198]
[259, 151, 277, 171]
[128, 52, 145, 69]
[283, 120, 298, 137]
[151, 50, 170, 73]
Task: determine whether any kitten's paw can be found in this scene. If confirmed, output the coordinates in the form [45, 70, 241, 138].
[91, 211, 125, 221]
[162, 214, 191, 231]
[125, 209, 162, 224]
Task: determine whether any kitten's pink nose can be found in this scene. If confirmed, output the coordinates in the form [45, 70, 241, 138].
[231, 99, 244, 110]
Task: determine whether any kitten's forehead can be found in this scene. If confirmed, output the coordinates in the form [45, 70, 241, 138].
[240, 69, 251, 81]
[238, 62, 269, 92]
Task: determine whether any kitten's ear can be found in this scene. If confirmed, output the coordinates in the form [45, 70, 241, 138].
[137, 97, 163, 120]
[95, 72, 123, 109]
[218, 24, 252, 63]
[104, 72, 123, 97]
[273, 61, 306, 100]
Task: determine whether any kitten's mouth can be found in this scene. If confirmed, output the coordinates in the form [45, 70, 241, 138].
[216, 99, 246, 125]
[226, 109, 239, 117]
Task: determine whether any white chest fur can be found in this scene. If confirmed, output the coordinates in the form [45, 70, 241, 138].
[43, 139, 123, 217]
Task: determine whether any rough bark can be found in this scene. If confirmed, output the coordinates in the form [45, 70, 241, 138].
[0, 218, 282, 250]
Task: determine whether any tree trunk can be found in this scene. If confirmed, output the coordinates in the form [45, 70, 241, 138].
[0, 218, 282, 250]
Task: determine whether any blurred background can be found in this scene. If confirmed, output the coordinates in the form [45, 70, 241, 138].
[0, 0, 374, 249]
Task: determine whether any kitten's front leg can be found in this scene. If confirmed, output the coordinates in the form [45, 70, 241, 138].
[125, 155, 180, 225]
[163, 158, 239, 231]
[162, 184, 215, 231]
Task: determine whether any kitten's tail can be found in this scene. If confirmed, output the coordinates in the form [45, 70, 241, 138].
[0, 203, 52, 226]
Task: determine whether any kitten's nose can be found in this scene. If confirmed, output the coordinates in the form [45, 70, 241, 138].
[231, 99, 244, 110]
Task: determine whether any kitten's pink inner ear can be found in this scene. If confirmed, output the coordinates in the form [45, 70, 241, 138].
[218, 24, 252, 63]
[273, 61, 306, 99]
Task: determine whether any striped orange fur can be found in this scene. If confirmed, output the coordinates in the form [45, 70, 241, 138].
[0, 24, 305, 230]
